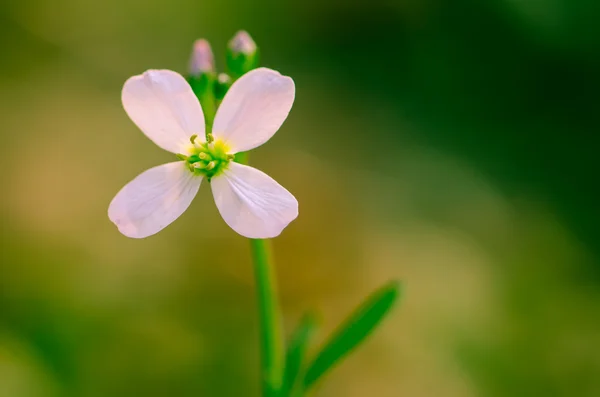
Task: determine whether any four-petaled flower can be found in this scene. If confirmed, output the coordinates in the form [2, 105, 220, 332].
[108, 68, 298, 239]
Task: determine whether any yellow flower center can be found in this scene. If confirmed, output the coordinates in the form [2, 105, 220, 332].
[178, 134, 234, 180]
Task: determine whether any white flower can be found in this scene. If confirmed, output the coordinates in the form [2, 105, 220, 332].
[108, 68, 298, 239]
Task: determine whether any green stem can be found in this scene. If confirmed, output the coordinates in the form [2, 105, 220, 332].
[188, 73, 216, 137]
[234, 89, 283, 395]
[190, 68, 284, 397]
[250, 238, 284, 397]
[240, 152, 283, 397]
[232, 102, 282, 396]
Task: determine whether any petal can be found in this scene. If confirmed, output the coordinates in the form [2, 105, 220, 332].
[211, 162, 298, 238]
[212, 68, 295, 153]
[108, 162, 202, 238]
[122, 69, 205, 153]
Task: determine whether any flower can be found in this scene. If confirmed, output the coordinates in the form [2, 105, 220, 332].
[108, 68, 298, 239]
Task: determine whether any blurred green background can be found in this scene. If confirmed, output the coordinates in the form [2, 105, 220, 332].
[1, 0, 600, 396]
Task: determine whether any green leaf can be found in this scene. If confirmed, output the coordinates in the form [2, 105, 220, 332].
[302, 281, 402, 390]
[281, 314, 318, 397]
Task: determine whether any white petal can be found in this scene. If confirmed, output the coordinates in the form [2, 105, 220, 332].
[108, 162, 202, 238]
[211, 162, 298, 238]
[122, 70, 205, 153]
[212, 68, 295, 153]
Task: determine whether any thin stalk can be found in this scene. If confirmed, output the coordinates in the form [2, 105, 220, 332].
[192, 70, 284, 397]
[232, 95, 283, 397]
[250, 238, 284, 397]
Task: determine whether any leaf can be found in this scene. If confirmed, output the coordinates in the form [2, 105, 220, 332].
[302, 281, 402, 390]
[281, 314, 318, 397]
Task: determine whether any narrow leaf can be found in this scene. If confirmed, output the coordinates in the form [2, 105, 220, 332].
[281, 314, 318, 397]
[302, 281, 402, 390]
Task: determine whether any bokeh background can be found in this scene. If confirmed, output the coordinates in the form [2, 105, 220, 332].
[2, 0, 600, 396]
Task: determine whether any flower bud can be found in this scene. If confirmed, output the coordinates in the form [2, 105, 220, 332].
[189, 39, 215, 77]
[226, 31, 259, 79]
[229, 31, 257, 55]
[187, 39, 217, 124]
[214, 73, 232, 100]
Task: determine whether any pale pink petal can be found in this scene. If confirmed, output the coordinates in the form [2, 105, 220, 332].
[109, 162, 201, 238]
[212, 68, 295, 153]
[122, 69, 205, 153]
[211, 162, 298, 238]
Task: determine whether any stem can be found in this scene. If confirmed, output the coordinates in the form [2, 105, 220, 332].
[188, 73, 216, 137]
[234, 120, 283, 397]
[191, 69, 284, 397]
[250, 238, 284, 397]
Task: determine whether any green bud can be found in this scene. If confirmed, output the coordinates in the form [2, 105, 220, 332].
[226, 30, 259, 79]
[215, 73, 232, 100]
[205, 161, 216, 171]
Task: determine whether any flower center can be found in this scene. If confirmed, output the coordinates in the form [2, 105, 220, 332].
[178, 134, 234, 180]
